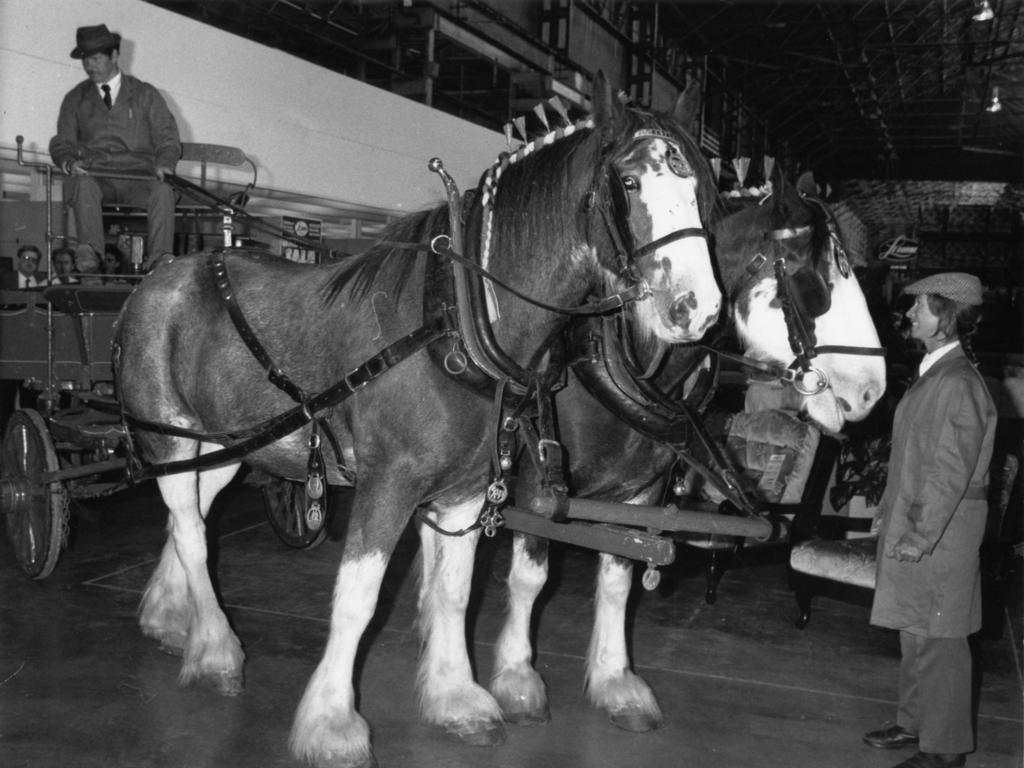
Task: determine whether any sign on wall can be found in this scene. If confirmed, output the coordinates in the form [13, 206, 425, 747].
[281, 216, 323, 264]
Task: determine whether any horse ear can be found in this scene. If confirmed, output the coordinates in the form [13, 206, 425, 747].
[770, 160, 787, 191]
[591, 70, 622, 126]
[673, 77, 702, 133]
[795, 171, 818, 198]
[773, 168, 803, 218]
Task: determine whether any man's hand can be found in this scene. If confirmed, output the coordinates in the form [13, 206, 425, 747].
[155, 166, 174, 181]
[62, 160, 86, 175]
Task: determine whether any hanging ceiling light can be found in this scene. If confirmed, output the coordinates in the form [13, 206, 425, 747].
[973, 0, 995, 21]
[986, 86, 1003, 113]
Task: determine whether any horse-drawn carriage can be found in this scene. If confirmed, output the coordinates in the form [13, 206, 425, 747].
[2, 75, 887, 768]
[1, 280, 132, 578]
[0, 137, 329, 579]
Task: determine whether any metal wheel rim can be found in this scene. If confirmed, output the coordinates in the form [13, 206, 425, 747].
[2, 409, 68, 579]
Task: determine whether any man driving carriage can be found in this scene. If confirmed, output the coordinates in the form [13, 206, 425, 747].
[49, 24, 181, 273]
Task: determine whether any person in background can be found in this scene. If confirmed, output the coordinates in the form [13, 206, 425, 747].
[102, 243, 128, 283]
[0, 244, 45, 432]
[74, 243, 105, 286]
[49, 24, 181, 273]
[863, 272, 996, 768]
[50, 246, 79, 285]
[1, 244, 45, 289]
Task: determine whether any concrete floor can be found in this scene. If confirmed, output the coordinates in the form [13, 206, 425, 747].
[1, 479, 1021, 768]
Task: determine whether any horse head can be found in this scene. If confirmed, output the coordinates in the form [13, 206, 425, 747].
[475, 72, 721, 359]
[720, 168, 886, 432]
[590, 74, 722, 343]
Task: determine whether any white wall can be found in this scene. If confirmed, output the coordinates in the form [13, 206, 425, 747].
[0, 0, 505, 215]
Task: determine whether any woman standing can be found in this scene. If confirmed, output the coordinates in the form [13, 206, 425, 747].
[863, 272, 997, 768]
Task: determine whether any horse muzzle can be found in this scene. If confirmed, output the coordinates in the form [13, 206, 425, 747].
[673, 290, 722, 337]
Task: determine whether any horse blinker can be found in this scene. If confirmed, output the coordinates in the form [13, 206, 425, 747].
[788, 267, 831, 318]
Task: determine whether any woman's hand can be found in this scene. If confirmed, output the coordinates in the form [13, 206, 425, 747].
[887, 535, 924, 563]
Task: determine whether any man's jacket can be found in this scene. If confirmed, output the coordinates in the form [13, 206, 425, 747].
[49, 74, 180, 173]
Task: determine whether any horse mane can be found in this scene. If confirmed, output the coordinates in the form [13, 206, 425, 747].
[320, 204, 450, 305]
[321, 94, 719, 327]
[482, 99, 719, 297]
[478, 129, 596, 272]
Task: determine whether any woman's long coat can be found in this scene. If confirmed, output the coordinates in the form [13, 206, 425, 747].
[870, 344, 997, 637]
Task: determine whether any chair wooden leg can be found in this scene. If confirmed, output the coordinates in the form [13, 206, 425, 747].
[704, 546, 734, 604]
[793, 578, 812, 629]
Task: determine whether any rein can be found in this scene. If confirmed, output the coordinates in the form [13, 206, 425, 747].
[428, 233, 651, 317]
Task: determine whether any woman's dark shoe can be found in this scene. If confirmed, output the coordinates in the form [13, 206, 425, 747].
[864, 723, 920, 749]
[892, 751, 966, 768]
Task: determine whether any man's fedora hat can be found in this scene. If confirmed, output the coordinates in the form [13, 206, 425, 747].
[71, 24, 121, 59]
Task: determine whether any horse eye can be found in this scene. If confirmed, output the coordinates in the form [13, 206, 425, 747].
[622, 175, 640, 191]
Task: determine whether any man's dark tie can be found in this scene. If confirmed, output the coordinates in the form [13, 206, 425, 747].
[102, 84, 112, 109]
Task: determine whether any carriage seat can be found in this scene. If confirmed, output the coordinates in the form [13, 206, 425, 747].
[68, 142, 256, 260]
[173, 142, 256, 208]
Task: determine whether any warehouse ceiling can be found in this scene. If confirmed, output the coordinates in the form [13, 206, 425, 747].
[146, 0, 1024, 238]
[662, 0, 1023, 181]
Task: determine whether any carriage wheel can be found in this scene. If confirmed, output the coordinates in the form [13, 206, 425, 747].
[1, 409, 69, 579]
[261, 478, 327, 549]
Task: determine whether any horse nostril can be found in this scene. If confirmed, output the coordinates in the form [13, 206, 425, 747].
[863, 385, 881, 406]
[669, 293, 696, 325]
[836, 397, 852, 413]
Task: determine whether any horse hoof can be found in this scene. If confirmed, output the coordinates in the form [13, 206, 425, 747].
[609, 710, 661, 733]
[145, 628, 186, 656]
[311, 755, 377, 768]
[503, 707, 550, 726]
[157, 641, 185, 657]
[203, 670, 245, 697]
[444, 720, 506, 747]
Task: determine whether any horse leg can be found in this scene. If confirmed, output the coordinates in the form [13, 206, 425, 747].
[139, 534, 190, 655]
[489, 532, 550, 724]
[290, 484, 415, 768]
[139, 455, 244, 696]
[585, 551, 662, 732]
[416, 496, 505, 745]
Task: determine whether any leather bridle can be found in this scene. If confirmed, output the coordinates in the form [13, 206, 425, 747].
[589, 132, 710, 292]
[716, 196, 886, 396]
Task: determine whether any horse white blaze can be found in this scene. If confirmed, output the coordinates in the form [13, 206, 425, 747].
[633, 140, 720, 343]
[490, 535, 549, 720]
[290, 551, 387, 766]
[585, 553, 661, 724]
[734, 275, 791, 365]
[810, 265, 886, 426]
[417, 498, 504, 733]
